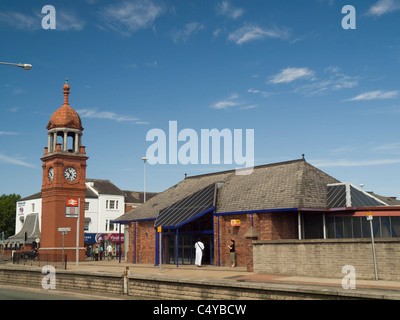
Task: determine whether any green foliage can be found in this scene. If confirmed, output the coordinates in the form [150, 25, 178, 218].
[0, 194, 20, 237]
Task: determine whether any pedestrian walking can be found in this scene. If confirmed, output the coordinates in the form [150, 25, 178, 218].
[194, 238, 204, 267]
[106, 244, 113, 260]
[227, 239, 235, 267]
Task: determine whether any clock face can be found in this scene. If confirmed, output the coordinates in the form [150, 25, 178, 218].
[48, 167, 54, 181]
[64, 166, 77, 181]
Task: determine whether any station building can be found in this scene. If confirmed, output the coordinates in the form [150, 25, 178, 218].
[114, 159, 400, 269]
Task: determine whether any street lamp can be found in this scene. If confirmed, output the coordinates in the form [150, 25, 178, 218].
[141, 157, 148, 203]
[0, 62, 32, 70]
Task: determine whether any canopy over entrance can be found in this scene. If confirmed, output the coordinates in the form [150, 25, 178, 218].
[155, 183, 217, 229]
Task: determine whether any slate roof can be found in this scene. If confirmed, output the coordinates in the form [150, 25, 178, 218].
[123, 191, 159, 204]
[114, 159, 341, 223]
[86, 179, 124, 196]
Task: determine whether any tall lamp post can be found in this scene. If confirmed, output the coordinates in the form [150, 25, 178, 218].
[0, 62, 32, 70]
[141, 157, 148, 203]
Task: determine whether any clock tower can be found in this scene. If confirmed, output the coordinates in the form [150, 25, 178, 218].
[40, 79, 88, 262]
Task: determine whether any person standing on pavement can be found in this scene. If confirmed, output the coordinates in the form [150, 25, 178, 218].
[106, 244, 113, 260]
[194, 239, 204, 267]
[227, 239, 236, 267]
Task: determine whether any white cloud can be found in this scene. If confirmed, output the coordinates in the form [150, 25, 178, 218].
[217, 1, 244, 19]
[211, 93, 240, 109]
[56, 11, 85, 31]
[77, 108, 143, 123]
[228, 25, 288, 45]
[0, 131, 19, 136]
[98, 0, 164, 36]
[346, 90, 399, 101]
[269, 67, 315, 84]
[0, 9, 84, 31]
[310, 158, 400, 168]
[0, 11, 39, 30]
[367, 0, 400, 16]
[0, 153, 35, 168]
[171, 22, 205, 43]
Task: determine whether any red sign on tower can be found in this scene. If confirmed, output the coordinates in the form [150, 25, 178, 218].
[66, 198, 79, 207]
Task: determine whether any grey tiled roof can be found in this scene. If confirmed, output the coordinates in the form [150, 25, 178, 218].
[86, 179, 124, 195]
[114, 159, 340, 223]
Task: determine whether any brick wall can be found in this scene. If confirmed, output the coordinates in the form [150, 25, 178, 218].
[214, 212, 298, 267]
[253, 238, 400, 281]
[0, 265, 379, 299]
[127, 212, 299, 267]
[127, 221, 156, 264]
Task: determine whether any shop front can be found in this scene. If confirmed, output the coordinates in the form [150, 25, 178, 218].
[84, 232, 124, 259]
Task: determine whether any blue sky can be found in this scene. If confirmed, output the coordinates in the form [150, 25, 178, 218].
[1, 0, 400, 199]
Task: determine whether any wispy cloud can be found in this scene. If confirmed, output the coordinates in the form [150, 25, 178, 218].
[228, 24, 289, 45]
[211, 93, 240, 109]
[210, 93, 256, 110]
[269, 67, 315, 84]
[171, 22, 205, 43]
[77, 108, 145, 124]
[346, 90, 399, 101]
[98, 0, 164, 36]
[0, 131, 19, 136]
[372, 142, 400, 154]
[0, 9, 84, 31]
[217, 1, 244, 19]
[56, 11, 85, 31]
[366, 0, 400, 16]
[0, 11, 39, 30]
[310, 158, 400, 168]
[0, 153, 35, 168]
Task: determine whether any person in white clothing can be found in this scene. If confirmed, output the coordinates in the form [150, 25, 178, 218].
[194, 239, 204, 267]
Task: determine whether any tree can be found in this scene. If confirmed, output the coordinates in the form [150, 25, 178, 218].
[0, 194, 20, 238]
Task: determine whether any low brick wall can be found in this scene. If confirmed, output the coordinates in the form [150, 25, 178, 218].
[0, 265, 384, 300]
[253, 238, 400, 281]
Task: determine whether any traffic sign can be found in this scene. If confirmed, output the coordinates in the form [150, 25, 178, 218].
[366, 211, 373, 221]
[58, 227, 71, 232]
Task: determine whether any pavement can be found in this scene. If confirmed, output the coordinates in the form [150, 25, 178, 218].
[3, 258, 400, 299]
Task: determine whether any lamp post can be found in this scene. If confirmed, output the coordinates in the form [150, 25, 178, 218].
[0, 62, 32, 70]
[141, 157, 148, 203]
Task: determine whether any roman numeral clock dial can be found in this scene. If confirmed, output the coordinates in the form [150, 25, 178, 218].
[64, 166, 77, 181]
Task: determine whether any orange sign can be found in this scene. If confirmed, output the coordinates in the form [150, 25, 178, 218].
[231, 219, 241, 227]
[66, 198, 79, 207]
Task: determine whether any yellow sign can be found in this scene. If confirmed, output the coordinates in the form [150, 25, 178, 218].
[157, 226, 162, 233]
[231, 219, 241, 227]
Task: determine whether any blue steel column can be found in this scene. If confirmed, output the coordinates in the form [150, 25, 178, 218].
[155, 229, 159, 266]
[176, 228, 179, 268]
[217, 215, 220, 266]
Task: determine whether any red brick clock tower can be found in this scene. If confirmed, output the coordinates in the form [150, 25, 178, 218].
[40, 79, 88, 262]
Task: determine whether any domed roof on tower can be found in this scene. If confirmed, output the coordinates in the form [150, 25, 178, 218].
[46, 79, 83, 131]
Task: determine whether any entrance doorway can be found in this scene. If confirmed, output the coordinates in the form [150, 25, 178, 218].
[162, 212, 214, 265]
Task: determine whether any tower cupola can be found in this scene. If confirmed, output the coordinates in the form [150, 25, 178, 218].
[44, 79, 85, 156]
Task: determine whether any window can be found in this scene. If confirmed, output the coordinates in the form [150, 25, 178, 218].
[109, 200, 115, 209]
[85, 202, 89, 211]
[32, 203, 35, 212]
[106, 200, 119, 210]
[105, 219, 117, 232]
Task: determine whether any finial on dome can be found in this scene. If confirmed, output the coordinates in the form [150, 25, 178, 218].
[63, 78, 70, 106]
